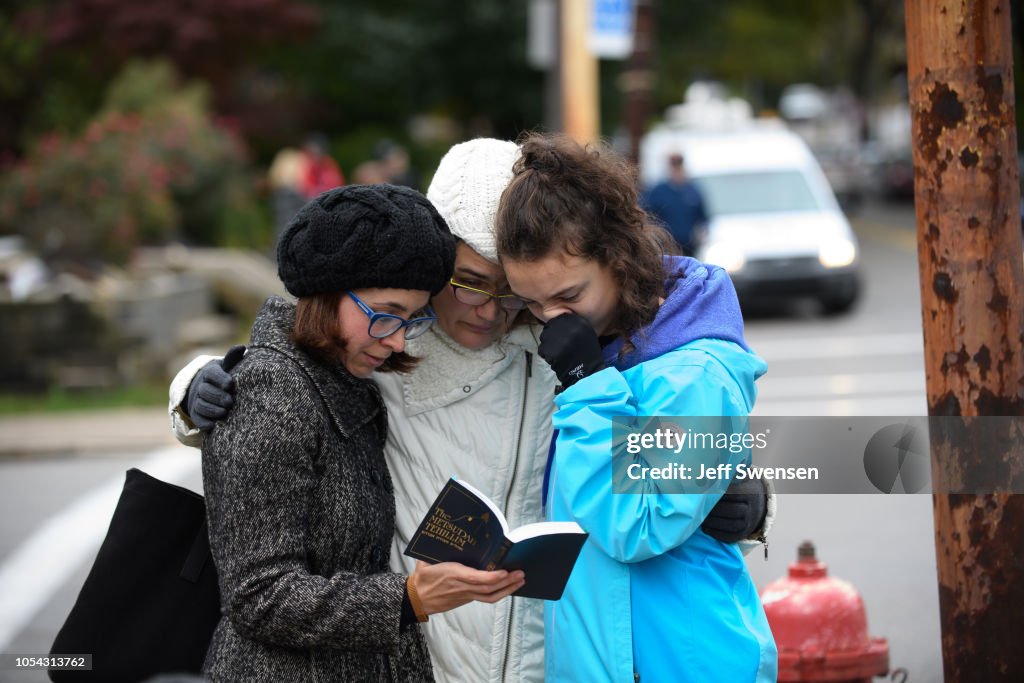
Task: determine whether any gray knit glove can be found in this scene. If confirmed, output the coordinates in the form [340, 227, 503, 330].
[185, 345, 245, 431]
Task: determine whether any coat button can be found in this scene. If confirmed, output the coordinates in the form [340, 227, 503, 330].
[370, 468, 382, 485]
[463, 385, 471, 393]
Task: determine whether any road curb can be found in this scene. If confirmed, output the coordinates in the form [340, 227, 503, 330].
[0, 408, 177, 459]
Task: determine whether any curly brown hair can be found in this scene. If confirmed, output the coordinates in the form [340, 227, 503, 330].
[292, 292, 419, 374]
[495, 132, 674, 342]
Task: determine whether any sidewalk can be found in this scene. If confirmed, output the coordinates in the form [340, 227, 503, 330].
[0, 407, 177, 458]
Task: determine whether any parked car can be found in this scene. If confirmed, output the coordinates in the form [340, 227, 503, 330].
[640, 122, 861, 314]
[877, 151, 915, 201]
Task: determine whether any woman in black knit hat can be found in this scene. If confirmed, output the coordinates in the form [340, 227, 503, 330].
[200, 185, 525, 682]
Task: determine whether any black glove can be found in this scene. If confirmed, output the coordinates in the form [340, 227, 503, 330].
[538, 314, 605, 389]
[185, 345, 246, 431]
[702, 476, 767, 544]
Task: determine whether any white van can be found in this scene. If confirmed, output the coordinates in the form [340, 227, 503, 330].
[639, 121, 861, 313]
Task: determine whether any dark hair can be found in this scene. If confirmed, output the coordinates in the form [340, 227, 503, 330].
[291, 292, 418, 374]
[495, 132, 673, 342]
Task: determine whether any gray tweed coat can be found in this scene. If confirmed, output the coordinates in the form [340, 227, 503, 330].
[201, 296, 433, 682]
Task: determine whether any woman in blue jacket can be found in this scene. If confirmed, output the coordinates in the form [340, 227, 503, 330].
[495, 133, 778, 682]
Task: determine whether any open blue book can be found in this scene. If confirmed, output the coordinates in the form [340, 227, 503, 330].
[404, 478, 588, 600]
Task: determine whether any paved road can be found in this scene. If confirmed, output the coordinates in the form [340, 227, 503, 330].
[0, 200, 944, 682]
[0, 448, 202, 683]
[743, 200, 941, 681]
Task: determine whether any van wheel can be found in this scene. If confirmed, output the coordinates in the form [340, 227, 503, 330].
[820, 290, 858, 315]
[820, 276, 859, 315]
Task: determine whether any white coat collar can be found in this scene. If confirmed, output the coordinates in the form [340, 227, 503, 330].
[398, 323, 541, 415]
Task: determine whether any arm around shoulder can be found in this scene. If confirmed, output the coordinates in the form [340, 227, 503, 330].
[738, 477, 776, 558]
[168, 353, 221, 448]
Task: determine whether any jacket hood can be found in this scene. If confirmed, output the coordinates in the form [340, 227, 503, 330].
[603, 256, 751, 372]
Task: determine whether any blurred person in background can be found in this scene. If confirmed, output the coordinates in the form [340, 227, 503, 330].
[352, 158, 390, 185]
[642, 152, 708, 256]
[170, 140, 772, 683]
[375, 138, 421, 190]
[299, 132, 345, 199]
[495, 132, 777, 682]
[266, 145, 306, 247]
[199, 184, 524, 682]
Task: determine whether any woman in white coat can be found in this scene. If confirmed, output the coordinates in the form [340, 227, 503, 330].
[170, 139, 772, 683]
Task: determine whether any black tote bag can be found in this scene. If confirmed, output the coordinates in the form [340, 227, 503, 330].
[49, 468, 221, 682]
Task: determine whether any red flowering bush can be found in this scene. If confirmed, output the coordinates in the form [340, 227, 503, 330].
[0, 61, 262, 264]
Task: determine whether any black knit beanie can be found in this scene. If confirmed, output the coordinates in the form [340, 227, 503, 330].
[277, 184, 456, 297]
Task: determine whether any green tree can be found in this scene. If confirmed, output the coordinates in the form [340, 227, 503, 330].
[264, 1, 542, 137]
[1, 0, 545, 175]
[0, 60, 265, 262]
[651, 0, 906, 115]
[0, 0, 318, 157]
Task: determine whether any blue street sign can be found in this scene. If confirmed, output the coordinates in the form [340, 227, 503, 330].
[589, 0, 635, 59]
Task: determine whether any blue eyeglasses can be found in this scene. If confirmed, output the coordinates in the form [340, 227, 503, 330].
[347, 292, 436, 340]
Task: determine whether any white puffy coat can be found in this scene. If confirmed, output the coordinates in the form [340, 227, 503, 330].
[170, 323, 557, 683]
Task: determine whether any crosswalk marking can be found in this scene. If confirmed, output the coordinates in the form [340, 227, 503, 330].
[753, 394, 928, 417]
[749, 331, 927, 416]
[0, 447, 200, 651]
[757, 370, 925, 398]
[750, 332, 922, 362]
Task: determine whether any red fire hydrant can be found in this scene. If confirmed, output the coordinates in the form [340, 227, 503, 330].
[760, 541, 891, 682]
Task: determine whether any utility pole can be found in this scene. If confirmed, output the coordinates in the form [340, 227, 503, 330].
[546, 1, 563, 133]
[527, 0, 562, 132]
[620, 0, 654, 164]
[905, 1, 1024, 679]
[561, 0, 600, 143]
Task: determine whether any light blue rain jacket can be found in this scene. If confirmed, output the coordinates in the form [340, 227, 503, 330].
[544, 257, 778, 682]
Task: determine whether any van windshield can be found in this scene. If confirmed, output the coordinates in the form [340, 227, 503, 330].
[695, 170, 822, 216]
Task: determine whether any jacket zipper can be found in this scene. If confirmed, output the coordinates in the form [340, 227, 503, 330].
[500, 351, 532, 682]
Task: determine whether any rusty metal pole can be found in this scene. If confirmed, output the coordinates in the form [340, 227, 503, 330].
[905, 0, 1024, 679]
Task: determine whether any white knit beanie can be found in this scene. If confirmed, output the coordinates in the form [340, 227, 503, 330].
[427, 138, 519, 263]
